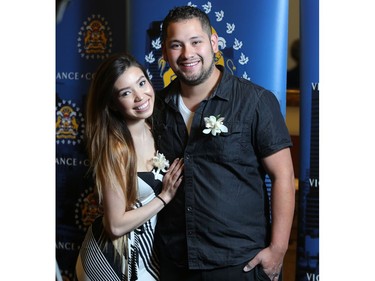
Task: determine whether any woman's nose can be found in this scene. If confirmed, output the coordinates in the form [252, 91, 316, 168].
[134, 94, 144, 102]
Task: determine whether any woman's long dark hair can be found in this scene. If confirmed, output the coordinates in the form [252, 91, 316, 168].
[85, 53, 151, 211]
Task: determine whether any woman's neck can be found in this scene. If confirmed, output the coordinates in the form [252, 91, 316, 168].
[128, 121, 155, 172]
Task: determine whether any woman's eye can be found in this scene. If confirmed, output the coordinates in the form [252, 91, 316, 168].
[139, 80, 146, 87]
[119, 90, 131, 97]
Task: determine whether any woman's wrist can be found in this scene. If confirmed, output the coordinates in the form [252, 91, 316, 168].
[156, 195, 167, 206]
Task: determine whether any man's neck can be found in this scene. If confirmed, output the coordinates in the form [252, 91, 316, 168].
[179, 67, 221, 112]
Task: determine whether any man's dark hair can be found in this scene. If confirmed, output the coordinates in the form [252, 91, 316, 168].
[161, 6, 212, 44]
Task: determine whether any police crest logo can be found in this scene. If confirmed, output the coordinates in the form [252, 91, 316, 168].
[77, 14, 113, 59]
[75, 187, 103, 232]
[56, 100, 84, 145]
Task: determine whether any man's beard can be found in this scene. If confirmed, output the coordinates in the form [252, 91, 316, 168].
[176, 53, 216, 86]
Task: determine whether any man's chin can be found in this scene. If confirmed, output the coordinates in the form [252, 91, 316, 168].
[179, 73, 207, 86]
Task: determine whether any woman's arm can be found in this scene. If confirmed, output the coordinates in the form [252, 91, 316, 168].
[102, 158, 184, 238]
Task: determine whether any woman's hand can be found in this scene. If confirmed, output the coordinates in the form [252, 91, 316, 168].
[158, 158, 184, 204]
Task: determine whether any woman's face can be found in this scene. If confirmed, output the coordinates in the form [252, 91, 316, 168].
[112, 66, 154, 123]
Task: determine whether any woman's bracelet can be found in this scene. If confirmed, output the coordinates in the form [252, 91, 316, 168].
[156, 195, 167, 206]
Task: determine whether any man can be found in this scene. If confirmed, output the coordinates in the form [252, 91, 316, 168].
[153, 5, 295, 281]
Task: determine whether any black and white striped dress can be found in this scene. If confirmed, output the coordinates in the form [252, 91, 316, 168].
[75, 173, 162, 281]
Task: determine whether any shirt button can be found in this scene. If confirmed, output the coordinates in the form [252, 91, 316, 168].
[185, 154, 190, 160]
[187, 206, 192, 212]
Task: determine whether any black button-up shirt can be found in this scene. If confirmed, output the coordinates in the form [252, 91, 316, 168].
[153, 66, 292, 270]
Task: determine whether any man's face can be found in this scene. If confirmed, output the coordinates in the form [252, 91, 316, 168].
[162, 18, 219, 86]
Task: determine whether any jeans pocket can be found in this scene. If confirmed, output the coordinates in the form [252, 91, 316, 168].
[255, 265, 271, 281]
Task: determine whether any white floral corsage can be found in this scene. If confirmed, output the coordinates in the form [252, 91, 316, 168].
[202, 115, 228, 136]
[152, 151, 170, 181]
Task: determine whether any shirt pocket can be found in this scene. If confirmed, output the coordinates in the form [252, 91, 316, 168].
[203, 122, 243, 163]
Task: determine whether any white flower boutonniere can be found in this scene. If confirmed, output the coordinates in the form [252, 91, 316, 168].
[202, 115, 228, 136]
[152, 151, 170, 181]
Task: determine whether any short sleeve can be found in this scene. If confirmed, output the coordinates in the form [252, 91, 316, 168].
[254, 90, 292, 157]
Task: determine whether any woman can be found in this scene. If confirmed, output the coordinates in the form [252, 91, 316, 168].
[75, 53, 184, 281]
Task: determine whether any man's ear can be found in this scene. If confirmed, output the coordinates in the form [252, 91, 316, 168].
[210, 32, 219, 53]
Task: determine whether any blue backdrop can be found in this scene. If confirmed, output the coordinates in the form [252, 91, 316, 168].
[127, 0, 289, 115]
[296, 0, 320, 280]
[56, 0, 127, 279]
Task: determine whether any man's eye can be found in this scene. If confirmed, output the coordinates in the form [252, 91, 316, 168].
[170, 43, 181, 49]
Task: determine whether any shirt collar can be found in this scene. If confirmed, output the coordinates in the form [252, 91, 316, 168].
[209, 65, 230, 101]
